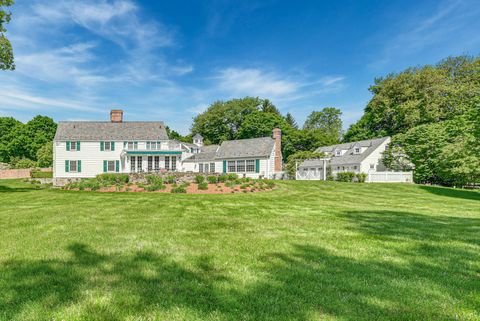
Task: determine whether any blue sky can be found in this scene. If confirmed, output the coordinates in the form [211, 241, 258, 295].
[1, 0, 479, 134]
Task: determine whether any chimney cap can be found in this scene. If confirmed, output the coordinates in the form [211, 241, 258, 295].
[110, 109, 124, 123]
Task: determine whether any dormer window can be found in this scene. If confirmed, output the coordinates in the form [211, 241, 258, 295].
[354, 147, 360, 154]
[335, 149, 342, 156]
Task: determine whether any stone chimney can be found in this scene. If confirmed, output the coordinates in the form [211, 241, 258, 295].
[272, 128, 282, 172]
[110, 109, 123, 123]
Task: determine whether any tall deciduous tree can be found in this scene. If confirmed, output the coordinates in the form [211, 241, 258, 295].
[0, 0, 14, 70]
[191, 97, 269, 144]
[303, 107, 343, 143]
[344, 56, 480, 142]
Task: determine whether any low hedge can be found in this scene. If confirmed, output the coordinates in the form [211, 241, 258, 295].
[31, 170, 53, 178]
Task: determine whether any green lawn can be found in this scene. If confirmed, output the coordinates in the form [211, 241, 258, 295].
[0, 179, 479, 321]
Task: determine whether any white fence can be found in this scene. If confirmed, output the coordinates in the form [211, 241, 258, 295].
[367, 171, 413, 183]
[296, 169, 323, 180]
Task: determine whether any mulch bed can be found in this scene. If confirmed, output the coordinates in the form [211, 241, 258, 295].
[72, 182, 273, 194]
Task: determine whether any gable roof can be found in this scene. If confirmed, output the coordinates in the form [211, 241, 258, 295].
[54, 121, 169, 141]
[183, 137, 275, 162]
[183, 145, 219, 162]
[301, 136, 390, 166]
[216, 137, 275, 159]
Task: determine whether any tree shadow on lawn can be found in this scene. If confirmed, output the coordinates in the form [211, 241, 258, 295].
[0, 184, 34, 193]
[2, 237, 479, 320]
[419, 185, 480, 201]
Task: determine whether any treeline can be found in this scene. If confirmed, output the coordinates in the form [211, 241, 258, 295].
[0, 116, 57, 168]
[190, 97, 342, 160]
[344, 55, 480, 186]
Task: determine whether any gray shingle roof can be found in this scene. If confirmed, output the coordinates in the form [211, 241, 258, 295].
[216, 137, 275, 159]
[300, 136, 390, 167]
[183, 145, 219, 162]
[54, 121, 169, 141]
[184, 137, 275, 162]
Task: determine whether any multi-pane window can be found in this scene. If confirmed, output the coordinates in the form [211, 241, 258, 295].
[204, 163, 209, 173]
[147, 142, 161, 150]
[171, 156, 176, 170]
[228, 161, 236, 172]
[105, 160, 115, 172]
[199, 163, 204, 172]
[210, 163, 215, 173]
[148, 156, 153, 171]
[236, 160, 245, 172]
[154, 156, 160, 170]
[104, 141, 112, 151]
[69, 160, 78, 172]
[354, 148, 360, 154]
[165, 156, 170, 170]
[137, 156, 142, 172]
[70, 141, 78, 151]
[246, 160, 255, 172]
[131, 156, 136, 172]
[128, 142, 134, 150]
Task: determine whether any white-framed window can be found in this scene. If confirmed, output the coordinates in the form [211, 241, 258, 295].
[236, 160, 246, 172]
[106, 160, 115, 172]
[70, 141, 78, 151]
[354, 148, 360, 154]
[171, 156, 177, 170]
[137, 156, 142, 172]
[228, 161, 236, 172]
[204, 163, 209, 173]
[148, 156, 153, 171]
[210, 163, 215, 173]
[130, 156, 136, 172]
[335, 149, 341, 156]
[370, 164, 375, 169]
[154, 156, 160, 170]
[69, 160, 79, 172]
[246, 160, 255, 172]
[165, 156, 170, 170]
[104, 141, 112, 151]
[199, 163, 204, 172]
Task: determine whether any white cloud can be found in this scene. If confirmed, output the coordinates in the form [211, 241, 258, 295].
[215, 68, 299, 97]
[0, 89, 104, 113]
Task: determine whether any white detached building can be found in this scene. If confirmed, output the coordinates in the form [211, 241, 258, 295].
[53, 110, 283, 184]
[296, 137, 413, 183]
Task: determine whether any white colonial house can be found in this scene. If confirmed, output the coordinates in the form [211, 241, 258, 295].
[296, 137, 413, 183]
[53, 110, 283, 184]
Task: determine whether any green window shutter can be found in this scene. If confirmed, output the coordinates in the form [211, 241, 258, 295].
[115, 160, 120, 172]
[66, 141, 70, 151]
[78, 160, 82, 173]
[103, 160, 107, 173]
[100, 141, 104, 151]
[255, 159, 260, 173]
[111, 141, 115, 151]
[223, 160, 227, 173]
[65, 160, 69, 172]
[77, 141, 80, 151]
[124, 141, 127, 148]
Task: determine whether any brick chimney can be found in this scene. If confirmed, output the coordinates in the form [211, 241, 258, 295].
[272, 128, 282, 172]
[110, 109, 123, 123]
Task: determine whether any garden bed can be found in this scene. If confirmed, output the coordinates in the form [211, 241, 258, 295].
[63, 173, 275, 194]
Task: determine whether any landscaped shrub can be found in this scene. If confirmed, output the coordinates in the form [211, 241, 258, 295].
[145, 175, 163, 185]
[218, 174, 228, 183]
[356, 172, 367, 183]
[336, 172, 356, 182]
[96, 173, 129, 185]
[198, 182, 208, 190]
[166, 175, 176, 184]
[194, 175, 205, 184]
[171, 186, 187, 193]
[207, 176, 218, 184]
[145, 183, 166, 191]
[30, 170, 53, 178]
[227, 173, 238, 181]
